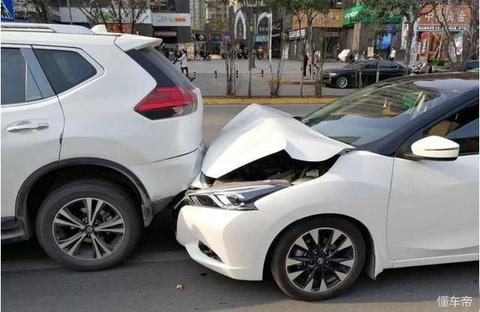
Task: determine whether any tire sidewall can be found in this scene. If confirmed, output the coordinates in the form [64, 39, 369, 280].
[271, 217, 366, 301]
[336, 76, 348, 89]
[36, 180, 141, 271]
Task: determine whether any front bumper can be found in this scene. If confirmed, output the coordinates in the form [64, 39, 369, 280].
[322, 76, 332, 85]
[176, 205, 277, 281]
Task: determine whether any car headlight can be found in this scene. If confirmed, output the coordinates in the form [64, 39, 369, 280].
[186, 182, 288, 210]
[329, 72, 337, 77]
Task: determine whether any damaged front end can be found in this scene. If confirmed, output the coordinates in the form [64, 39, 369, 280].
[178, 151, 340, 211]
[176, 104, 352, 212]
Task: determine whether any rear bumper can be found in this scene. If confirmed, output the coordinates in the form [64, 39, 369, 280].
[131, 145, 205, 225]
[1, 217, 31, 244]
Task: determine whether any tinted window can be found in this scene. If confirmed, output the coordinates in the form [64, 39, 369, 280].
[1, 48, 43, 105]
[34, 49, 97, 94]
[467, 60, 479, 70]
[425, 102, 478, 154]
[126, 47, 194, 89]
[380, 61, 398, 69]
[364, 61, 377, 69]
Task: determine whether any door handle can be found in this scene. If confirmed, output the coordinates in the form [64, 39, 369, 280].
[6, 120, 49, 132]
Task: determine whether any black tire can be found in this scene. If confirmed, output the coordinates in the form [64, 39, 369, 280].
[271, 217, 365, 301]
[335, 76, 349, 89]
[36, 179, 142, 271]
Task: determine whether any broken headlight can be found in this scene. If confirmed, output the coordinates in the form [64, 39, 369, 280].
[186, 182, 288, 210]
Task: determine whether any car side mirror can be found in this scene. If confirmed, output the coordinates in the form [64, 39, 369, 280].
[409, 135, 459, 161]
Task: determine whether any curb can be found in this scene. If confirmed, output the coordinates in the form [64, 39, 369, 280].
[203, 97, 336, 105]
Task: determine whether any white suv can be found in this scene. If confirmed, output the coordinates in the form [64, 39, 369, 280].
[1, 23, 203, 270]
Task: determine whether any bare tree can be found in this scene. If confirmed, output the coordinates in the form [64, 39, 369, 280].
[270, 0, 330, 97]
[79, 0, 107, 25]
[362, 0, 434, 70]
[27, 0, 51, 22]
[433, 1, 479, 67]
[80, 0, 149, 33]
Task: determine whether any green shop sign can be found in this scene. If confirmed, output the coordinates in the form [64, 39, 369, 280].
[343, 6, 401, 26]
[343, 6, 368, 25]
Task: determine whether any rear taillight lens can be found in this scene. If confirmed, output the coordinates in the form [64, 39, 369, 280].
[135, 86, 197, 119]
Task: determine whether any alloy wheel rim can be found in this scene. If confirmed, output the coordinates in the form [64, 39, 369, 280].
[52, 198, 125, 260]
[338, 77, 348, 88]
[285, 227, 355, 293]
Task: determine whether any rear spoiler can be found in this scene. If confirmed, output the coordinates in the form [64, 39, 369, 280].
[90, 25, 162, 51]
[115, 34, 162, 51]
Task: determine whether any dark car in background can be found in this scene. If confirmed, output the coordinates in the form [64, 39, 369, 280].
[447, 60, 479, 72]
[323, 60, 410, 89]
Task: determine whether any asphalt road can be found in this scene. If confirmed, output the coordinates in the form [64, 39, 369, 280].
[2, 104, 479, 312]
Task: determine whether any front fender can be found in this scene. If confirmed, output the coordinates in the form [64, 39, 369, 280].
[254, 151, 395, 278]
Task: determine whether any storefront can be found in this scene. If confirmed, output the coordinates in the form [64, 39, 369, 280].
[286, 9, 344, 60]
[415, 5, 470, 63]
[151, 12, 192, 46]
[341, 6, 401, 56]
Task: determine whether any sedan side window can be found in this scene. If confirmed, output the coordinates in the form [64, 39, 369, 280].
[424, 102, 479, 155]
[1, 48, 43, 105]
[380, 61, 397, 69]
[364, 62, 376, 69]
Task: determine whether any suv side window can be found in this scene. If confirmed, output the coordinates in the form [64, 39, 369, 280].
[34, 49, 97, 94]
[424, 102, 479, 155]
[1, 48, 43, 105]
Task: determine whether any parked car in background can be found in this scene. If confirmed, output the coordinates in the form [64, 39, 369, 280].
[177, 73, 478, 301]
[434, 60, 479, 73]
[322, 60, 410, 89]
[1, 23, 204, 270]
[412, 61, 433, 74]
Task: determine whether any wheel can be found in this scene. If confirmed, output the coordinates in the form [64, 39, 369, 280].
[335, 76, 349, 89]
[271, 217, 366, 301]
[36, 179, 142, 271]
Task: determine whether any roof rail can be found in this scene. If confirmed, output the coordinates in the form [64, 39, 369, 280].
[1, 23, 94, 35]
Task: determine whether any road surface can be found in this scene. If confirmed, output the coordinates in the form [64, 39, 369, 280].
[2, 104, 478, 312]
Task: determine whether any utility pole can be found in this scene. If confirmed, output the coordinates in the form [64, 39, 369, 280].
[268, 12, 272, 68]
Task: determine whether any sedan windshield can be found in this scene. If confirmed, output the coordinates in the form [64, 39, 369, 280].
[302, 82, 450, 146]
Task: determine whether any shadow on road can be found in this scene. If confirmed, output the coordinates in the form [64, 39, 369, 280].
[2, 207, 478, 312]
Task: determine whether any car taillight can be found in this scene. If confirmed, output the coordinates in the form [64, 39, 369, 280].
[135, 86, 197, 119]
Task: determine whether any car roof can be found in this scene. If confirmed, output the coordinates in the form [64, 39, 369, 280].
[1, 23, 162, 51]
[382, 72, 479, 93]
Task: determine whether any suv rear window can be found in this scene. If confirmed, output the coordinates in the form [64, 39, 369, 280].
[126, 47, 195, 89]
[34, 49, 97, 94]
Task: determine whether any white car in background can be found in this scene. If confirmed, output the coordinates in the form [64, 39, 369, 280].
[177, 73, 479, 300]
[1, 23, 203, 270]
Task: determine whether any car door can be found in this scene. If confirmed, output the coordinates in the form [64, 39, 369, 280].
[361, 61, 378, 85]
[1, 45, 64, 221]
[387, 101, 479, 263]
[379, 61, 400, 80]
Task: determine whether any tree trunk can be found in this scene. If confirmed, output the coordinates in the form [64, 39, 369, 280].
[247, 7, 253, 98]
[315, 31, 326, 97]
[404, 20, 415, 74]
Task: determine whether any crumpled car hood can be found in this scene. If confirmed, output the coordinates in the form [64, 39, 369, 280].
[202, 104, 354, 179]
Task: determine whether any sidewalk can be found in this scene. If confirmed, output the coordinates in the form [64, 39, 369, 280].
[188, 60, 354, 97]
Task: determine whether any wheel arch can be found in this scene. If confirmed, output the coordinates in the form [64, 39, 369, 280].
[263, 213, 378, 280]
[16, 158, 152, 239]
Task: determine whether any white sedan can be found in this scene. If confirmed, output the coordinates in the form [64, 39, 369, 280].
[176, 73, 479, 300]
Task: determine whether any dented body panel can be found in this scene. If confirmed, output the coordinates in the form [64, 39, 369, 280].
[201, 104, 352, 179]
